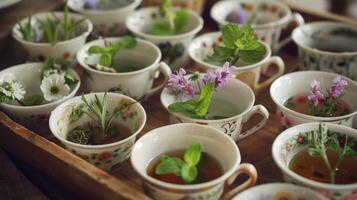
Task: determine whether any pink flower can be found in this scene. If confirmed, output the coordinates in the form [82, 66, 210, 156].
[167, 68, 195, 97]
[307, 80, 325, 106]
[203, 62, 234, 88]
[328, 76, 348, 98]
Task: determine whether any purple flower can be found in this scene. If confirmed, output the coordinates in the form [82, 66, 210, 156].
[226, 8, 249, 24]
[203, 62, 235, 88]
[167, 68, 195, 97]
[327, 76, 348, 98]
[308, 80, 325, 106]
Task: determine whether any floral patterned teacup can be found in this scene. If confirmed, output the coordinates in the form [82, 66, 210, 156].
[272, 122, 357, 200]
[211, 0, 304, 53]
[270, 71, 357, 130]
[12, 12, 93, 61]
[68, 0, 141, 36]
[232, 183, 327, 200]
[126, 7, 204, 69]
[189, 32, 285, 93]
[77, 37, 172, 100]
[161, 78, 269, 141]
[0, 63, 80, 133]
[292, 21, 357, 81]
[49, 92, 146, 171]
[131, 123, 258, 200]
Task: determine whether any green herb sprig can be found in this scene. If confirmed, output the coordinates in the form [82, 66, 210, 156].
[307, 123, 357, 184]
[17, 16, 33, 42]
[204, 24, 266, 66]
[148, 0, 189, 36]
[155, 142, 202, 184]
[88, 36, 137, 72]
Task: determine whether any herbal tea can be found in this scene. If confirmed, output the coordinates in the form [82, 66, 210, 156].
[284, 94, 350, 117]
[289, 149, 357, 184]
[111, 58, 145, 73]
[147, 150, 223, 184]
[205, 98, 242, 120]
[67, 122, 132, 145]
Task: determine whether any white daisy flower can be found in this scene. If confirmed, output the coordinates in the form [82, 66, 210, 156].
[0, 74, 25, 100]
[40, 74, 70, 102]
[10, 81, 25, 100]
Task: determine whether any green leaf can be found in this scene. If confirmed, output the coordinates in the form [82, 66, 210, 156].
[22, 95, 44, 106]
[174, 10, 188, 33]
[100, 53, 112, 67]
[195, 83, 215, 117]
[148, 22, 174, 36]
[184, 142, 202, 166]
[204, 46, 236, 66]
[188, 73, 200, 81]
[168, 100, 199, 118]
[181, 164, 198, 184]
[88, 46, 106, 54]
[221, 24, 241, 49]
[119, 36, 137, 49]
[345, 146, 357, 157]
[238, 43, 266, 63]
[64, 74, 79, 86]
[155, 156, 185, 176]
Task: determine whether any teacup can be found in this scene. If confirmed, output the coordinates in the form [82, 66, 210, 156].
[232, 183, 327, 200]
[189, 32, 285, 93]
[68, 0, 141, 36]
[161, 78, 269, 141]
[272, 122, 357, 200]
[49, 92, 146, 171]
[292, 21, 357, 81]
[211, 0, 304, 53]
[77, 37, 172, 100]
[141, 0, 206, 14]
[0, 63, 80, 133]
[270, 71, 357, 130]
[131, 123, 258, 200]
[12, 12, 93, 61]
[126, 7, 204, 69]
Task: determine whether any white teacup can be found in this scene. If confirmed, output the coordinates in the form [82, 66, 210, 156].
[49, 92, 146, 171]
[211, 0, 304, 53]
[270, 71, 357, 130]
[77, 37, 172, 100]
[12, 12, 93, 61]
[0, 63, 80, 132]
[126, 7, 204, 69]
[272, 123, 357, 200]
[131, 123, 258, 200]
[189, 32, 285, 93]
[68, 0, 141, 36]
[161, 78, 269, 141]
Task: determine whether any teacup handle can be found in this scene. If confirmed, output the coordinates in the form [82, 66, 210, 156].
[146, 62, 172, 97]
[222, 163, 258, 200]
[239, 105, 269, 140]
[274, 12, 305, 52]
[254, 56, 285, 93]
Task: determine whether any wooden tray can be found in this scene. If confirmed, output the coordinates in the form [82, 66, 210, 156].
[0, 4, 355, 200]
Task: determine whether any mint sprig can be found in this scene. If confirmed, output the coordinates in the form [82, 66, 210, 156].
[148, 0, 188, 36]
[204, 24, 266, 66]
[155, 142, 202, 184]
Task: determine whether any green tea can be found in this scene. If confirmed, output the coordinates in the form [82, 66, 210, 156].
[111, 59, 145, 73]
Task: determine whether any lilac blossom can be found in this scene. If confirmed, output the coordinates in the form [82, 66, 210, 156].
[167, 68, 195, 97]
[203, 62, 235, 88]
[327, 76, 348, 98]
[307, 80, 325, 106]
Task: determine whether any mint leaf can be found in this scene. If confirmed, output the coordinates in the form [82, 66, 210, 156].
[222, 24, 241, 49]
[238, 44, 266, 63]
[100, 53, 112, 67]
[195, 83, 215, 117]
[88, 46, 106, 54]
[155, 156, 185, 176]
[64, 74, 79, 86]
[22, 95, 44, 106]
[204, 46, 235, 66]
[174, 10, 188, 33]
[181, 164, 197, 183]
[148, 22, 173, 36]
[168, 100, 199, 118]
[184, 142, 202, 166]
[119, 36, 137, 49]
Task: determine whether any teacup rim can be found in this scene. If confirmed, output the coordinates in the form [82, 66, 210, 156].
[272, 122, 357, 190]
[0, 62, 81, 110]
[77, 37, 162, 76]
[160, 78, 255, 123]
[211, 0, 292, 29]
[68, 0, 142, 15]
[188, 31, 272, 70]
[292, 21, 357, 56]
[12, 11, 93, 46]
[126, 7, 204, 40]
[49, 92, 147, 149]
[130, 123, 241, 190]
[270, 70, 357, 121]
